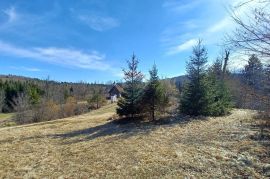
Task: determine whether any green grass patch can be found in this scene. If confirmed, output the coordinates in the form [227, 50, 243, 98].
[0, 113, 14, 120]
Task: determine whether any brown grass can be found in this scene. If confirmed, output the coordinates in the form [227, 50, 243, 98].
[0, 105, 269, 178]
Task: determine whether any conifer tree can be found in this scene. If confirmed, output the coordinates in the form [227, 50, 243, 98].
[263, 64, 270, 113]
[0, 88, 4, 113]
[180, 41, 232, 116]
[243, 54, 263, 89]
[87, 85, 106, 109]
[206, 59, 232, 116]
[180, 40, 209, 115]
[241, 55, 264, 109]
[141, 64, 167, 120]
[117, 54, 144, 118]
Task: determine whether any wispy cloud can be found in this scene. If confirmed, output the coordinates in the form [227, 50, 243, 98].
[163, 0, 201, 13]
[228, 53, 250, 71]
[10, 66, 42, 72]
[0, 41, 110, 71]
[3, 6, 18, 23]
[161, 0, 242, 55]
[78, 14, 119, 31]
[167, 39, 197, 55]
[207, 17, 232, 33]
[161, 19, 201, 55]
[207, 0, 263, 34]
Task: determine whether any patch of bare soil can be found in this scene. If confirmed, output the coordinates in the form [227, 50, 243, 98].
[0, 106, 269, 178]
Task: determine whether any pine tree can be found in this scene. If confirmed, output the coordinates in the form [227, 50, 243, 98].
[0, 88, 4, 113]
[87, 85, 106, 109]
[180, 40, 209, 115]
[241, 55, 264, 109]
[264, 64, 270, 96]
[117, 54, 144, 118]
[141, 64, 167, 121]
[206, 59, 232, 116]
[263, 64, 270, 115]
[243, 54, 263, 89]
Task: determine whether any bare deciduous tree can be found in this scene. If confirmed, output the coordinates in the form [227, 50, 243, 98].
[13, 93, 31, 124]
[226, 0, 270, 59]
[222, 49, 230, 80]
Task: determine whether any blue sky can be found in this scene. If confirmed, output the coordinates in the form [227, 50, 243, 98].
[0, 0, 248, 83]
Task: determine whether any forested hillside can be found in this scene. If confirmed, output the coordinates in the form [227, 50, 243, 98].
[0, 75, 112, 124]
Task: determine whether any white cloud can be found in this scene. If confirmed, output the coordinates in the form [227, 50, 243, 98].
[167, 39, 197, 55]
[0, 41, 110, 71]
[207, 17, 232, 33]
[162, 0, 266, 56]
[228, 52, 270, 71]
[10, 66, 41, 72]
[207, 0, 264, 34]
[163, 0, 201, 13]
[110, 69, 124, 78]
[78, 15, 119, 31]
[3, 6, 18, 23]
[228, 53, 249, 71]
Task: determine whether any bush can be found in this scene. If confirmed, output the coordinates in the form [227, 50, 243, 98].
[14, 110, 34, 124]
[25, 100, 60, 123]
[61, 97, 77, 118]
[74, 103, 90, 115]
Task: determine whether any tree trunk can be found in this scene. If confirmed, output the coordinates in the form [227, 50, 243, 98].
[222, 50, 230, 80]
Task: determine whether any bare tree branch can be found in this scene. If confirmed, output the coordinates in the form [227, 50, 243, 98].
[226, 0, 270, 60]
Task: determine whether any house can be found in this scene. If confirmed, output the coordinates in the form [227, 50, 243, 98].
[108, 83, 124, 103]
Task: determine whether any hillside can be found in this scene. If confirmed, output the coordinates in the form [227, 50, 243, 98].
[0, 104, 269, 178]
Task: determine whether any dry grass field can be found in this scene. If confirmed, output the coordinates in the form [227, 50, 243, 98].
[0, 104, 269, 178]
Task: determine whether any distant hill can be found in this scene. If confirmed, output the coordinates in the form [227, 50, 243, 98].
[0, 74, 113, 103]
[0, 73, 242, 89]
[164, 73, 243, 88]
[166, 75, 188, 87]
[0, 74, 42, 82]
[0, 74, 110, 86]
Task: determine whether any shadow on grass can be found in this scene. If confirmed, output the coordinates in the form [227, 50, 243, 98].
[0, 114, 209, 145]
[48, 114, 209, 145]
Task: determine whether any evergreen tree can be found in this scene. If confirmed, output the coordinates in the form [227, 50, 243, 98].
[264, 64, 270, 94]
[0, 88, 4, 113]
[27, 84, 42, 105]
[117, 54, 144, 118]
[87, 85, 106, 109]
[263, 64, 270, 112]
[180, 40, 209, 115]
[241, 55, 264, 109]
[211, 58, 223, 79]
[180, 41, 232, 116]
[206, 59, 232, 116]
[140, 64, 168, 120]
[243, 54, 263, 89]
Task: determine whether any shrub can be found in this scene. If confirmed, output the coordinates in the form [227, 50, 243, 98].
[32, 100, 60, 122]
[74, 103, 90, 115]
[61, 97, 77, 118]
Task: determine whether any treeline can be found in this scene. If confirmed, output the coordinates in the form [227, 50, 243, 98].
[0, 77, 109, 124]
[116, 41, 270, 121]
[228, 55, 270, 115]
[0, 80, 43, 113]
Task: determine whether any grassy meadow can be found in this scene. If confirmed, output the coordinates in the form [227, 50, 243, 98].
[0, 104, 269, 178]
